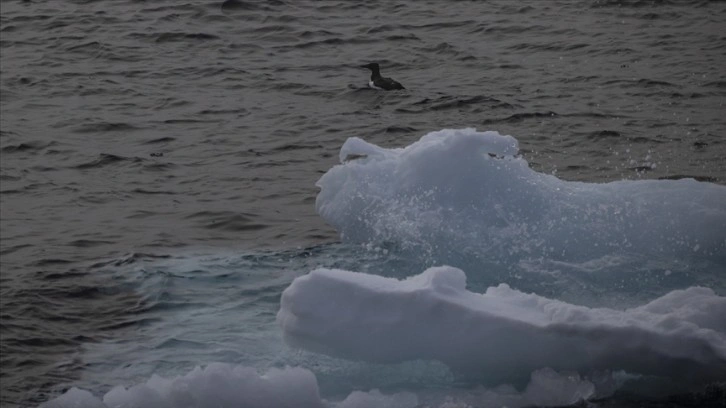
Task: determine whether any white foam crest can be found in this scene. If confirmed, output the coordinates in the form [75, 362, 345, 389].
[316, 128, 726, 264]
[278, 266, 726, 387]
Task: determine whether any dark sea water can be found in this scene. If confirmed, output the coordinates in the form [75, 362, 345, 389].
[1, 0, 725, 406]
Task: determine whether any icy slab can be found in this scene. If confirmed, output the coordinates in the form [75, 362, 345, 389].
[336, 389, 418, 408]
[39, 363, 602, 408]
[317, 128, 726, 263]
[277, 266, 726, 385]
[40, 364, 324, 408]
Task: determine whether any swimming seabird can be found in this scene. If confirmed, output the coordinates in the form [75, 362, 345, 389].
[361, 63, 405, 90]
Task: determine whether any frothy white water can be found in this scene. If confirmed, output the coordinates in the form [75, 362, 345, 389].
[317, 128, 726, 266]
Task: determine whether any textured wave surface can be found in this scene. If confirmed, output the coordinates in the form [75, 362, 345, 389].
[2, 0, 725, 406]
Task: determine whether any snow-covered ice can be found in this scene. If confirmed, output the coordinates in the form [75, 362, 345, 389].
[316, 128, 726, 265]
[38, 363, 605, 408]
[41, 129, 726, 407]
[278, 266, 726, 385]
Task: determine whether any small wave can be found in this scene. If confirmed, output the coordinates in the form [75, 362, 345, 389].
[246, 23, 295, 34]
[125, 210, 161, 220]
[185, 211, 268, 232]
[89, 252, 171, 269]
[563, 75, 600, 83]
[30, 167, 58, 176]
[474, 24, 547, 34]
[130, 188, 178, 195]
[498, 63, 524, 69]
[660, 174, 720, 183]
[592, 0, 676, 8]
[603, 78, 679, 88]
[587, 130, 622, 139]
[0, 244, 32, 256]
[68, 240, 114, 248]
[704, 80, 726, 88]
[576, 130, 662, 144]
[397, 95, 515, 114]
[270, 143, 323, 152]
[383, 125, 417, 134]
[142, 162, 176, 172]
[142, 136, 176, 144]
[1, 140, 55, 153]
[563, 112, 627, 119]
[72, 153, 142, 170]
[424, 41, 461, 56]
[386, 33, 420, 41]
[481, 111, 558, 124]
[413, 20, 478, 30]
[65, 40, 104, 52]
[154, 32, 220, 43]
[73, 122, 141, 134]
[163, 118, 217, 124]
[198, 108, 248, 115]
[427, 95, 514, 111]
[39, 270, 89, 281]
[296, 29, 336, 38]
[287, 37, 370, 50]
[29, 258, 74, 267]
[4, 14, 52, 23]
[629, 164, 656, 173]
[637, 78, 678, 87]
[221, 0, 285, 12]
[507, 41, 590, 52]
[364, 24, 401, 34]
[97, 317, 161, 331]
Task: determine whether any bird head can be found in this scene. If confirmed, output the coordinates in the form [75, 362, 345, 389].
[360, 62, 380, 72]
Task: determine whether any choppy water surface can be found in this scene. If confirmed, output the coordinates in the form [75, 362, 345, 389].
[1, 0, 725, 406]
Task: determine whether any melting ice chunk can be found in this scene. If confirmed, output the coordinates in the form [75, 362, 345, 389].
[317, 128, 726, 264]
[38, 363, 608, 408]
[278, 266, 726, 386]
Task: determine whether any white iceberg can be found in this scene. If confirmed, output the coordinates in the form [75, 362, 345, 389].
[40, 364, 324, 408]
[316, 128, 726, 264]
[278, 266, 726, 386]
[41, 128, 726, 407]
[39, 363, 609, 408]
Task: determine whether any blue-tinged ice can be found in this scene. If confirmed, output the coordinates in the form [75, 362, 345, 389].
[40, 129, 726, 407]
[317, 128, 726, 267]
[278, 266, 726, 388]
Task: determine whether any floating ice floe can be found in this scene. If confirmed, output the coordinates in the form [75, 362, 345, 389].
[40, 128, 726, 407]
[278, 266, 726, 387]
[316, 128, 726, 265]
[39, 362, 604, 408]
[40, 364, 322, 408]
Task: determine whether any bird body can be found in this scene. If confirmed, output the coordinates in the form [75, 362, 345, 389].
[361, 63, 405, 90]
